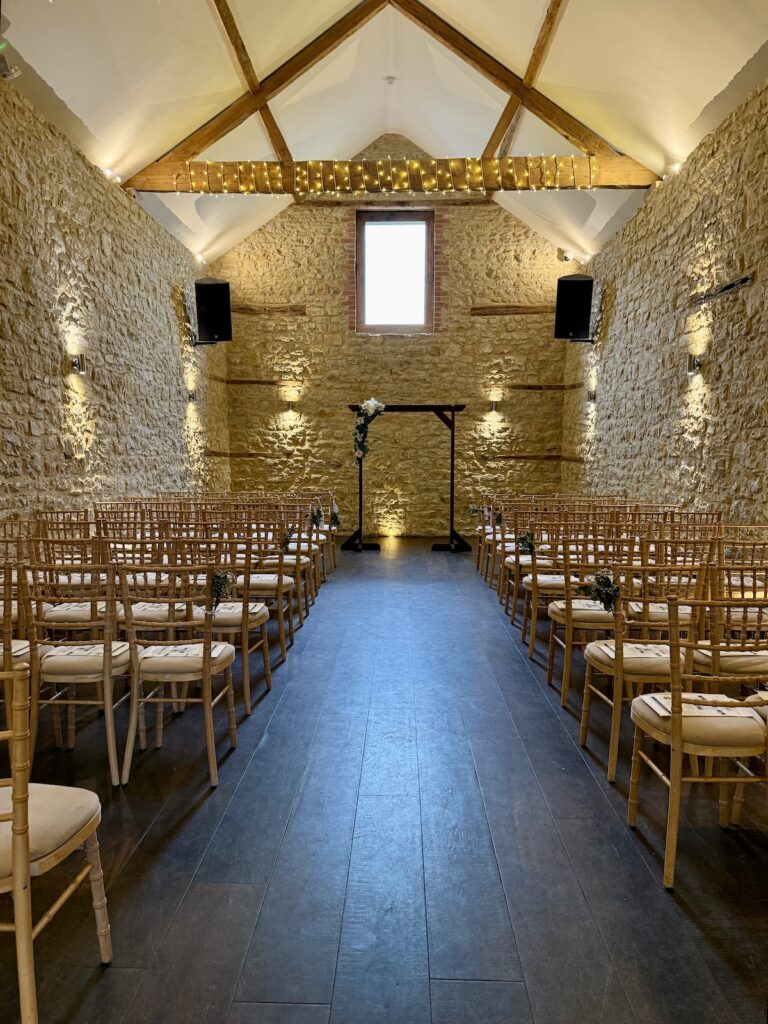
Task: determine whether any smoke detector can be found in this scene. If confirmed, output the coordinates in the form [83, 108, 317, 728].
[384, 75, 397, 86]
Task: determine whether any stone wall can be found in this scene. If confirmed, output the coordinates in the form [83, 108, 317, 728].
[561, 81, 768, 520]
[212, 189, 569, 537]
[0, 79, 229, 516]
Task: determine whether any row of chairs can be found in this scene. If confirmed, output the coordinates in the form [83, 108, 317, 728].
[473, 494, 768, 887]
[0, 490, 342, 1022]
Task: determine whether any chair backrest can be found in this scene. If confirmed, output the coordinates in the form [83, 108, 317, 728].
[0, 665, 34, 1021]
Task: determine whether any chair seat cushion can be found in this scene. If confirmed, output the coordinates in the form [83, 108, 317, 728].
[0, 639, 31, 664]
[522, 574, 578, 592]
[0, 783, 101, 880]
[192, 602, 268, 626]
[628, 601, 692, 624]
[119, 601, 189, 624]
[138, 642, 235, 676]
[287, 543, 321, 554]
[505, 555, 552, 569]
[548, 599, 613, 626]
[39, 642, 131, 676]
[0, 602, 19, 624]
[632, 692, 766, 749]
[237, 574, 294, 590]
[44, 601, 103, 623]
[585, 640, 671, 678]
[693, 649, 768, 675]
[263, 556, 311, 568]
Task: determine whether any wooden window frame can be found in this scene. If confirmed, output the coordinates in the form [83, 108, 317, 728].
[355, 210, 435, 335]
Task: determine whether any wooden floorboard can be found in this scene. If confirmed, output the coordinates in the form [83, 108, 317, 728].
[2, 538, 767, 1022]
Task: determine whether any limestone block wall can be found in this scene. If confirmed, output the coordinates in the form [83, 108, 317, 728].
[0, 79, 229, 516]
[212, 197, 569, 536]
[561, 81, 768, 520]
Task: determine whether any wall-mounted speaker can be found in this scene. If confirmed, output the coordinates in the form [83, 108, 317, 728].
[194, 278, 232, 345]
[554, 273, 593, 342]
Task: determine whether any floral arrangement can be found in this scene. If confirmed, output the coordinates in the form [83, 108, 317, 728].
[283, 527, 295, 555]
[353, 397, 385, 461]
[211, 568, 235, 609]
[468, 504, 483, 516]
[330, 510, 341, 529]
[517, 531, 535, 554]
[577, 570, 621, 612]
[311, 506, 324, 528]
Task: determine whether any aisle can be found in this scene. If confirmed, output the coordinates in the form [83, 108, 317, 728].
[3, 540, 762, 1023]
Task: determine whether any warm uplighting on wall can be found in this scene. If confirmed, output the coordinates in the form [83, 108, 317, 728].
[587, 388, 597, 402]
[687, 354, 703, 377]
[70, 353, 87, 376]
[102, 167, 122, 184]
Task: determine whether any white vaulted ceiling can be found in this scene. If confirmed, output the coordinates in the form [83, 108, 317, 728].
[3, 0, 768, 261]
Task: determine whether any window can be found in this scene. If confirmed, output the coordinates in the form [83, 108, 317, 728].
[356, 210, 434, 334]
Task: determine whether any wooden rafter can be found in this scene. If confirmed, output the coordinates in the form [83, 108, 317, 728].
[210, 0, 259, 92]
[524, 0, 569, 89]
[126, 0, 386, 187]
[125, 0, 661, 193]
[482, 95, 522, 158]
[126, 155, 658, 193]
[390, 0, 614, 156]
[209, 0, 291, 161]
[496, 0, 569, 157]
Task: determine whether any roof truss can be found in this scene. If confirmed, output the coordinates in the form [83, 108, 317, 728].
[125, 0, 656, 191]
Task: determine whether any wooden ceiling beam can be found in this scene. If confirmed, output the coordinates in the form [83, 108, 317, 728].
[391, 0, 615, 157]
[499, 0, 570, 157]
[523, 0, 569, 89]
[126, 155, 659, 193]
[125, 0, 387, 187]
[210, 0, 260, 93]
[482, 94, 522, 158]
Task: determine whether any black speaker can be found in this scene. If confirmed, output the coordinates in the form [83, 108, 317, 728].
[554, 273, 593, 342]
[195, 277, 232, 344]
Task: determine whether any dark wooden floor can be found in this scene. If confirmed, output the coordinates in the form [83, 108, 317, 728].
[2, 538, 768, 1023]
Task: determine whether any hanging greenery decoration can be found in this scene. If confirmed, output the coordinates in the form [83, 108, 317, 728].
[518, 531, 535, 554]
[578, 570, 621, 612]
[353, 398, 385, 461]
[330, 510, 341, 529]
[283, 527, 295, 555]
[211, 568, 235, 609]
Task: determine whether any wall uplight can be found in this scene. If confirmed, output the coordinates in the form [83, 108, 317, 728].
[687, 353, 703, 377]
[70, 353, 87, 376]
[587, 388, 597, 402]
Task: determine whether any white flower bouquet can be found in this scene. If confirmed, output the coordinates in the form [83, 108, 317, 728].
[353, 397, 385, 461]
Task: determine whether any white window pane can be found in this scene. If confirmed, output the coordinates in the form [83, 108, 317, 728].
[364, 222, 427, 326]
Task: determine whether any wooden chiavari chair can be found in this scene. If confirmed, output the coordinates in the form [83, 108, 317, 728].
[627, 593, 768, 888]
[119, 563, 238, 787]
[580, 564, 706, 782]
[21, 562, 128, 786]
[0, 665, 112, 1023]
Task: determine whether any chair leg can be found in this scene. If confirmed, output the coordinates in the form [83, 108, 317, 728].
[295, 575, 304, 627]
[560, 625, 573, 705]
[241, 623, 252, 715]
[546, 619, 557, 685]
[579, 663, 594, 747]
[627, 725, 643, 827]
[12, 877, 38, 1024]
[718, 757, 731, 828]
[663, 748, 684, 888]
[607, 673, 623, 783]
[225, 667, 238, 748]
[510, 573, 521, 624]
[527, 598, 539, 659]
[276, 602, 287, 663]
[286, 596, 295, 646]
[202, 676, 218, 787]
[67, 701, 76, 749]
[102, 677, 120, 787]
[154, 683, 165, 748]
[521, 591, 531, 645]
[261, 623, 272, 692]
[121, 672, 140, 786]
[84, 832, 112, 964]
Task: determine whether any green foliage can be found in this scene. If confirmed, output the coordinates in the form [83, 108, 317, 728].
[518, 531, 535, 555]
[578, 570, 621, 612]
[330, 511, 341, 529]
[211, 568, 235, 609]
[311, 506, 324, 528]
[283, 527, 295, 555]
[353, 399, 385, 461]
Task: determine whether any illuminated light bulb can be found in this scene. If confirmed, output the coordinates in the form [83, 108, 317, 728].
[102, 167, 114, 179]
[195, 253, 206, 264]
[671, 162, 682, 173]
